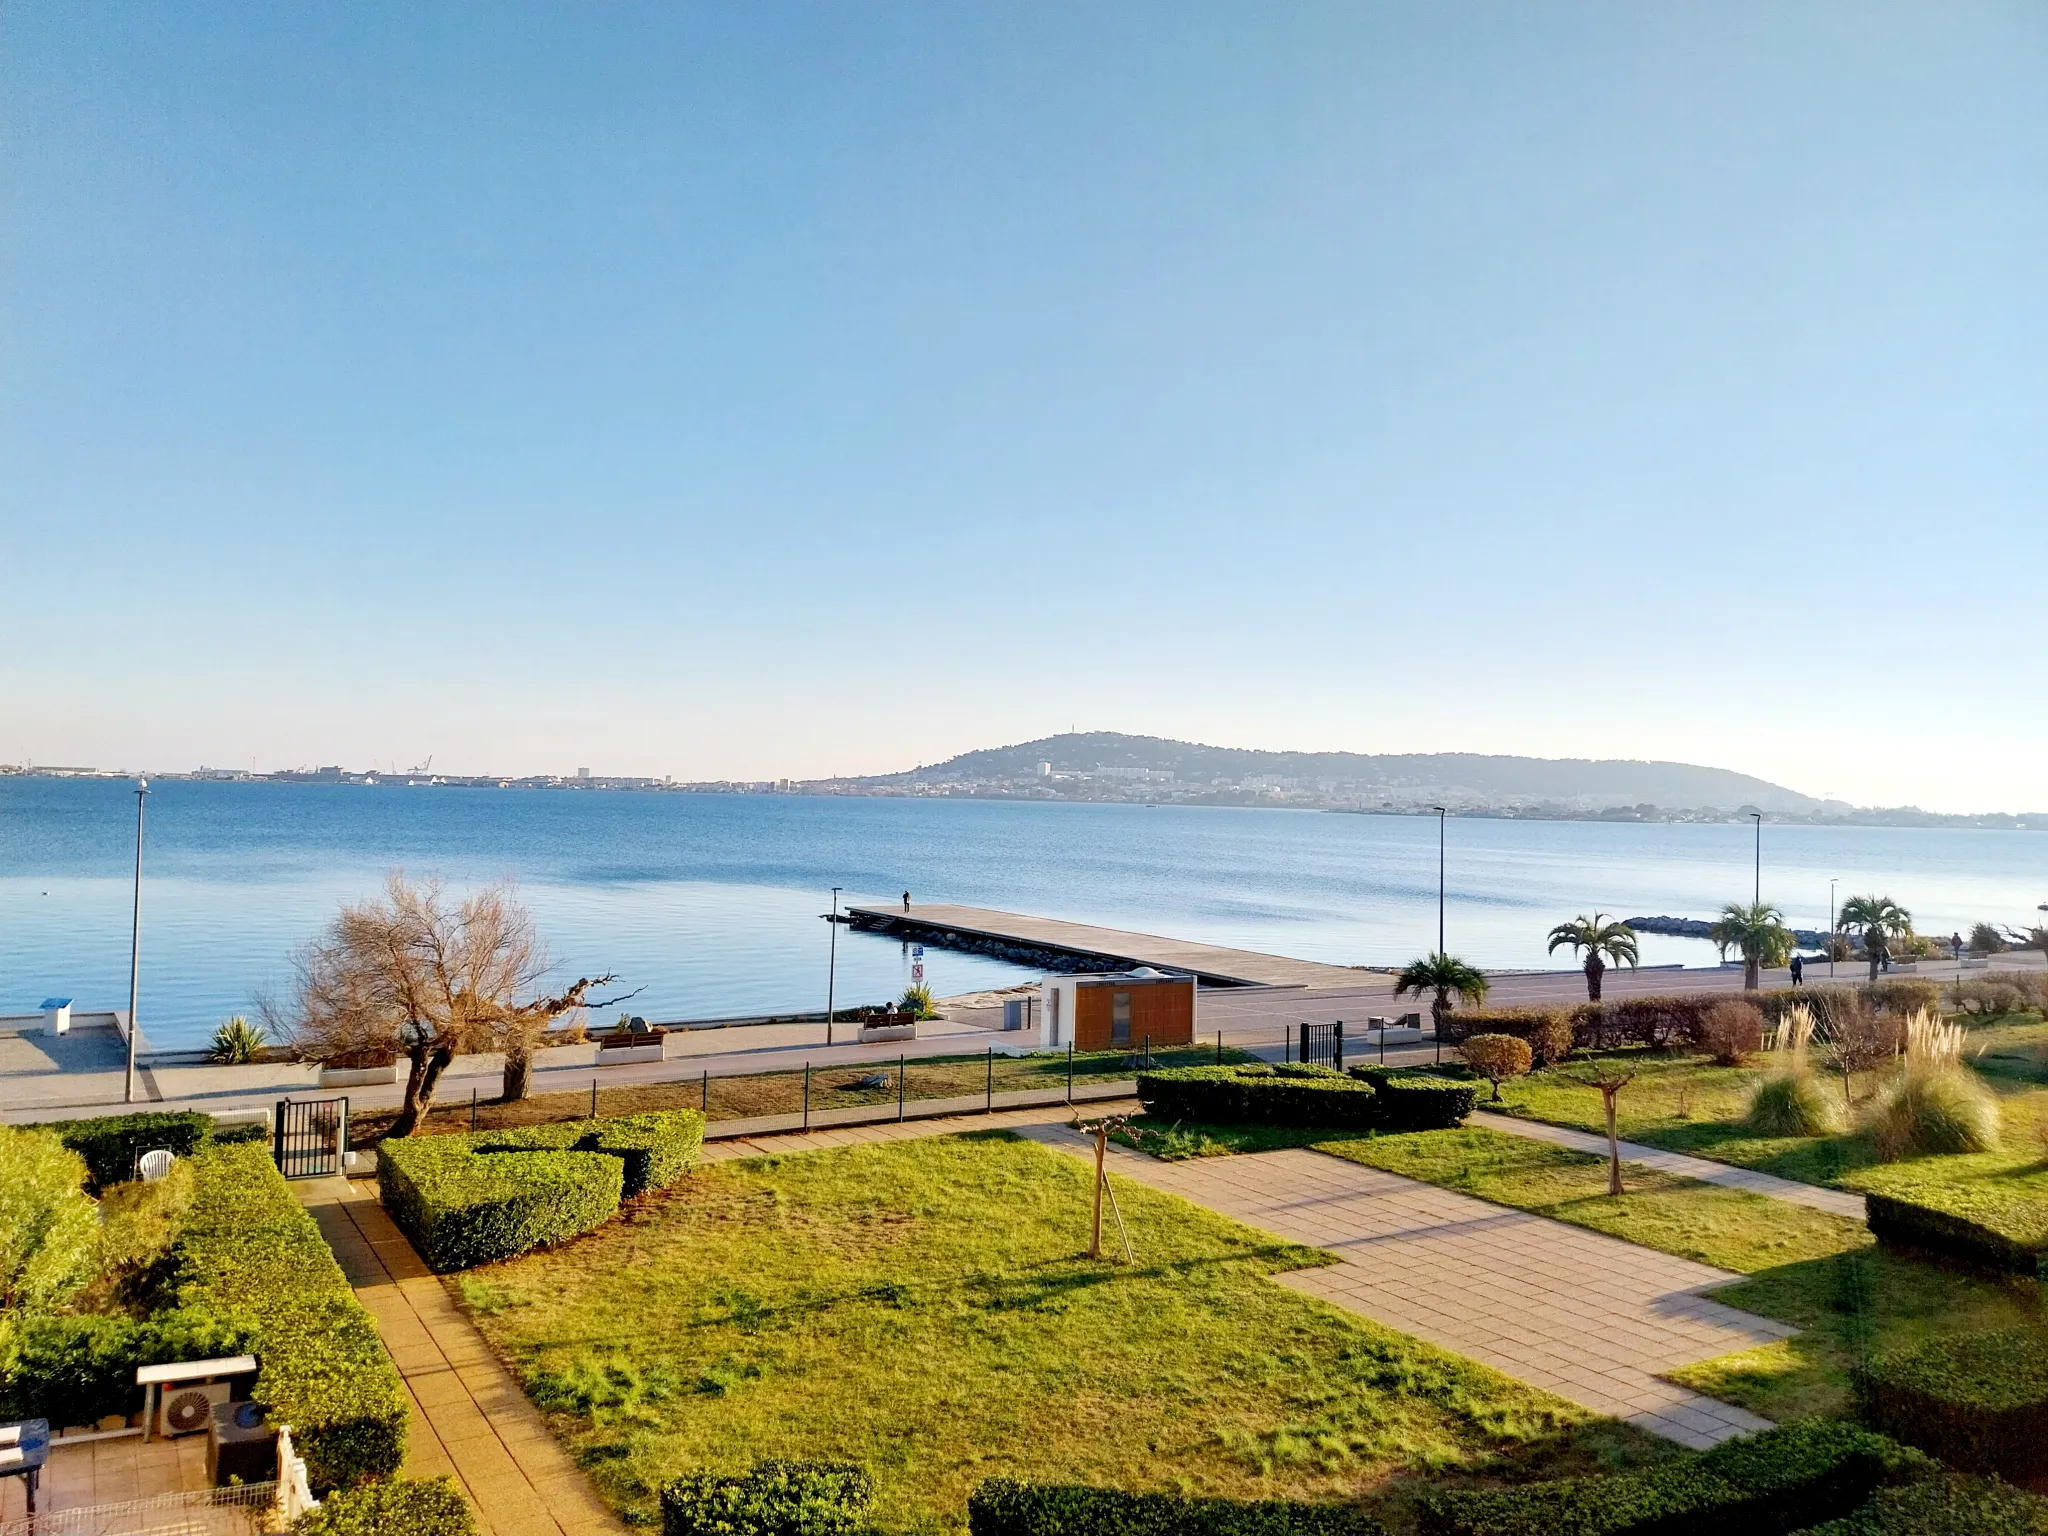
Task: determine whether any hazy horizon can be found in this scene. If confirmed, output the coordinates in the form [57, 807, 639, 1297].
[5, 3, 2044, 811]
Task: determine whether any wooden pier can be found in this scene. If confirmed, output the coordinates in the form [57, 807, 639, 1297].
[845, 902, 1370, 989]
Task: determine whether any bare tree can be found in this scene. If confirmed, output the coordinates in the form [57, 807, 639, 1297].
[1565, 1065, 1637, 1194]
[279, 874, 620, 1136]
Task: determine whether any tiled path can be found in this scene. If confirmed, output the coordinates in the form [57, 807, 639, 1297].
[0, 1434, 208, 1522]
[1472, 1112, 1868, 1219]
[295, 1177, 625, 1536]
[1010, 1126, 1790, 1449]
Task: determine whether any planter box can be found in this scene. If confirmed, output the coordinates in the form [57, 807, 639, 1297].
[320, 1062, 403, 1088]
[597, 1042, 665, 1065]
[858, 1023, 918, 1043]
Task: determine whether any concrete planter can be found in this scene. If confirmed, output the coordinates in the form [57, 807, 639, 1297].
[319, 1062, 403, 1088]
[858, 1023, 918, 1044]
[597, 1042, 665, 1065]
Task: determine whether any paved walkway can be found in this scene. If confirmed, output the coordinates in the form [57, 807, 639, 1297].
[0, 1434, 209, 1523]
[294, 1178, 625, 1536]
[1009, 1128, 1787, 1449]
[1473, 1112, 1867, 1219]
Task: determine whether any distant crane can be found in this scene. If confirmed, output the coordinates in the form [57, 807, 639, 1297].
[409, 755, 433, 776]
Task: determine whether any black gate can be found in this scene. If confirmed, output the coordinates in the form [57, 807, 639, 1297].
[1298, 1021, 1345, 1069]
[274, 1096, 348, 1179]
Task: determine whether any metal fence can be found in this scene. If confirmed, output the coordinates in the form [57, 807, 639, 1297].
[0, 1483, 282, 1536]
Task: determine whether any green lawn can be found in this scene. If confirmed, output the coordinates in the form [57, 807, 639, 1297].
[1485, 1013, 2048, 1197]
[459, 1132, 1672, 1532]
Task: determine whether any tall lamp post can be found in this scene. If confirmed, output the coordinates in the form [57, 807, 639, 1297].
[1431, 807, 1447, 955]
[124, 778, 149, 1104]
[1750, 812, 1763, 906]
[824, 886, 842, 1046]
[1829, 878, 1839, 980]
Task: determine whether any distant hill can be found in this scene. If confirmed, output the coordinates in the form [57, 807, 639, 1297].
[855, 732, 1823, 814]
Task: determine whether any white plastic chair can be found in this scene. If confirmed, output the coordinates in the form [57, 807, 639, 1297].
[137, 1148, 176, 1182]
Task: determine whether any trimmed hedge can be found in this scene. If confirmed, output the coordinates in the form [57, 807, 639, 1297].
[1857, 1175, 2048, 1279]
[0, 1307, 254, 1429]
[1854, 1329, 2048, 1480]
[969, 1479, 1386, 1536]
[467, 1110, 705, 1198]
[294, 1476, 477, 1536]
[379, 1110, 705, 1272]
[1136, 1065, 1378, 1130]
[1434, 1009, 1575, 1064]
[46, 1111, 214, 1191]
[1794, 1474, 2048, 1535]
[1437, 983, 1945, 1059]
[1418, 1421, 1935, 1536]
[380, 1142, 622, 1273]
[1348, 1068, 1481, 1130]
[172, 1142, 407, 1490]
[662, 1459, 873, 1536]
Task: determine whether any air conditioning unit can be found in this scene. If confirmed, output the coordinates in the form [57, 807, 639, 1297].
[160, 1380, 232, 1438]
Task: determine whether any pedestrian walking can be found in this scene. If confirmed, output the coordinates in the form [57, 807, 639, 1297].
[1790, 954, 1804, 986]
[1952, 932, 1964, 962]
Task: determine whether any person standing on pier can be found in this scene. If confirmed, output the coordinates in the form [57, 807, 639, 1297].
[903, 890, 911, 912]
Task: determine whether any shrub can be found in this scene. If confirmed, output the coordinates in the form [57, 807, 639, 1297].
[1861, 1069, 2000, 1160]
[1137, 1066, 1378, 1130]
[1859, 1172, 2048, 1279]
[381, 1109, 703, 1270]
[1968, 922, 2008, 956]
[662, 1459, 873, 1536]
[466, 1110, 705, 1198]
[1437, 1008, 1575, 1064]
[1745, 1074, 1844, 1138]
[899, 983, 937, 1020]
[208, 1015, 268, 1065]
[380, 1142, 622, 1273]
[47, 1111, 215, 1191]
[1854, 1330, 2048, 1481]
[1798, 1474, 2048, 1535]
[1418, 1420, 1934, 1536]
[969, 1478, 1386, 1536]
[1459, 1035, 1534, 1101]
[1348, 1068, 1480, 1130]
[1859, 979, 1942, 1016]
[0, 1306, 254, 1428]
[172, 1142, 406, 1489]
[93, 1159, 197, 1303]
[0, 1125, 100, 1315]
[1699, 1000, 1766, 1066]
[295, 1476, 477, 1536]
[1951, 979, 2027, 1017]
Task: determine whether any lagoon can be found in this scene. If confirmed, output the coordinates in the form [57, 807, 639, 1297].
[2, 776, 2042, 1048]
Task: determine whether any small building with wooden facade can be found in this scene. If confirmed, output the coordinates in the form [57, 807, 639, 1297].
[1036, 967, 1195, 1051]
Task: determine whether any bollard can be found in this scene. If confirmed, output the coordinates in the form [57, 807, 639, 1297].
[702, 1069, 709, 1112]
[899, 1053, 906, 1122]
[803, 1062, 811, 1130]
[590, 1078, 597, 1120]
[1216, 1029, 1224, 1065]
[987, 1046, 994, 1112]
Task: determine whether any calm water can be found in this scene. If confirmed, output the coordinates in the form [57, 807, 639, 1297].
[2, 777, 2043, 1048]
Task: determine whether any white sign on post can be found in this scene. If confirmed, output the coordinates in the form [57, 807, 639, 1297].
[911, 944, 925, 984]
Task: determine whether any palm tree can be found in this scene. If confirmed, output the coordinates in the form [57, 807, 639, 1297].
[1546, 914, 1639, 1002]
[1708, 900, 1795, 990]
[1838, 894, 1913, 982]
[1395, 953, 1490, 1060]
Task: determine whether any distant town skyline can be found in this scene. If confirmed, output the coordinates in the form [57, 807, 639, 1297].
[4, 3, 2043, 811]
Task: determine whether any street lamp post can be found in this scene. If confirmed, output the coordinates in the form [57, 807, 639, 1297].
[124, 778, 149, 1105]
[1431, 806, 1447, 956]
[1750, 812, 1763, 906]
[824, 886, 842, 1047]
[1830, 879, 1839, 980]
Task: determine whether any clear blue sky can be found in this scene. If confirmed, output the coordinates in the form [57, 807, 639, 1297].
[3, 3, 2043, 809]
